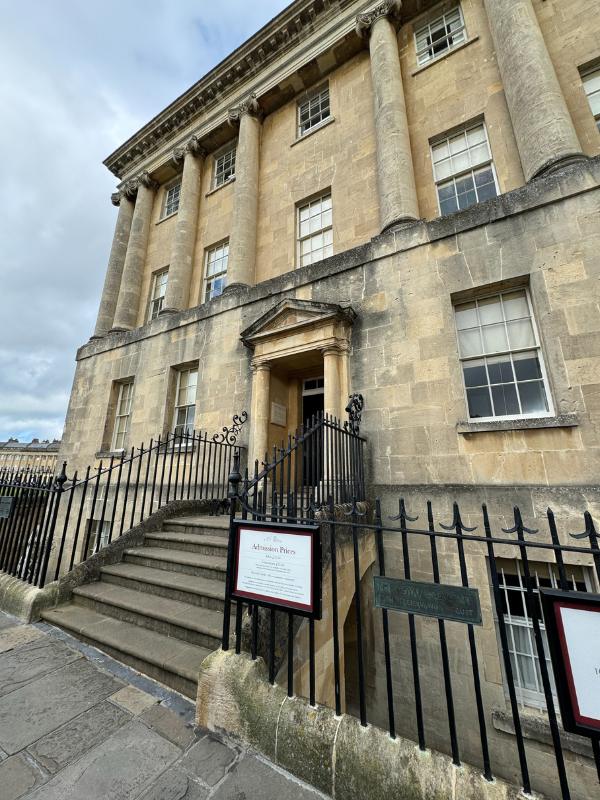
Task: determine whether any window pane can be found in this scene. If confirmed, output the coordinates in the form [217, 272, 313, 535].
[467, 386, 493, 418]
[482, 323, 509, 353]
[503, 291, 529, 320]
[487, 355, 514, 384]
[491, 383, 520, 416]
[513, 351, 543, 381]
[463, 360, 487, 388]
[467, 126, 486, 147]
[518, 381, 549, 415]
[455, 302, 478, 330]
[507, 319, 535, 349]
[440, 196, 459, 215]
[478, 296, 503, 325]
[459, 328, 483, 357]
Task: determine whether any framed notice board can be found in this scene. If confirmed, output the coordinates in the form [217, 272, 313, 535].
[230, 520, 322, 619]
[541, 589, 600, 737]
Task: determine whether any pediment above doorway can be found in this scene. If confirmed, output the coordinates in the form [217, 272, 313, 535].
[240, 299, 357, 350]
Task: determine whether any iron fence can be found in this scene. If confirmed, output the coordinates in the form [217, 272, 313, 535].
[223, 487, 600, 800]
[0, 416, 247, 588]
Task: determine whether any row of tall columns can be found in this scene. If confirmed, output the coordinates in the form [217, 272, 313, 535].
[93, 0, 586, 337]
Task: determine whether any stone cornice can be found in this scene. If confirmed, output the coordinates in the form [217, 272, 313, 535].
[103, 0, 367, 179]
[356, 0, 402, 37]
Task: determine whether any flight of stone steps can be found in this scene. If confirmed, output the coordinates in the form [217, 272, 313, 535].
[42, 516, 231, 699]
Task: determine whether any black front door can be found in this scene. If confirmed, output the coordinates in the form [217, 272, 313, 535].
[302, 391, 324, 487]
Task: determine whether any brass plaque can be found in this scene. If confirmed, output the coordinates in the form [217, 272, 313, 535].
[374, 576, 482, 626]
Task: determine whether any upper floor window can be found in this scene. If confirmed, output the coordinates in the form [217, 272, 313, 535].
[298, 85, 330, 137]
[148, 269, 168, 321]
[454, 289, 552, 421]
[415, 5, 466, 66]
[297, 193, 333, 267]
[432, 123, 498, 215]
[213, 146, 236, 188]
[112, 381, 133, 451]
[582, 66, 600, 131]
[172, 367, 198, 437]
[204, 241, 228, 301]
[496, 559, 593, 709]
[162, 181, 181, 218]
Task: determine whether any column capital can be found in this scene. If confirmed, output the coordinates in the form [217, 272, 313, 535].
[172, 135, 207, 166]
[228, 92, 263, 126]
[356, 0, 402, 38]
[136, 170, 159, 192]
[251, 359, 271, 373]
[322, 343, 346, 357]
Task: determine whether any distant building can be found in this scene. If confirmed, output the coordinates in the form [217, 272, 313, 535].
[0, 439, 60, 473]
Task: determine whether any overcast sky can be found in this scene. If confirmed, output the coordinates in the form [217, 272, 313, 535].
[0, 0, 288, 443]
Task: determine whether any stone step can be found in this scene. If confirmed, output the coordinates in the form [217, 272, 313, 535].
[144, 531, 229, 557]
[101, 562, 226, 611]
[72, 582, 226, 650]
[163, 516, 230, 536]
[41, 604, 209, 698]
[124, 546, 227, 580]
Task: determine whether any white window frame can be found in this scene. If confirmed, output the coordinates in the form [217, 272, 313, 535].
[302, 377, 324, 397]
[86, 519, 111, 557]
[581, 65, 600, 132]
[172, 367, 198, 438]
[203, 241, 229, 302]
[161, 180, 181, 219]
[112, 381, 134, 451]
[414, 4, 466, 66]
[431, 122, 499, 216]
[297, 192, 333, 268]
[147, 268, 168, 321]
[297, 84, 331, 138]
[454, 288, 554, 423]
[496, 559, 594, 710]
[213, 145, 236, 189]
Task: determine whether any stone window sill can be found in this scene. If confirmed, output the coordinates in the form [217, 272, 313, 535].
[205, 176, 235, 198]
[456, 414, 579, 434]
[291, 116, 336, 147]
[156, 210, 178, 226]
[411, 36, 480, 76]
[492, 709, 594, 759]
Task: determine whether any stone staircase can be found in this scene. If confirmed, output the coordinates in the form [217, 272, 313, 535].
[42, 515, 230, 699]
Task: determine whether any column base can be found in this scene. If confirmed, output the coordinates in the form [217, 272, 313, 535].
[530, 152, 589, 181]
[108, 326, 131, 334]
[223, 282, 250, 295]
[158, 307, 179, 317]
[380, 215, 420, 234]
[88, 334, 106, 341]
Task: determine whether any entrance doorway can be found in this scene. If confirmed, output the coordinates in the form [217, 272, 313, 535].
[302, 377, 324, 488]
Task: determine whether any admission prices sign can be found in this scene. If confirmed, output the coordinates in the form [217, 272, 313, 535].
[541, 589, 600, 737]
[231, 520, 321, 618]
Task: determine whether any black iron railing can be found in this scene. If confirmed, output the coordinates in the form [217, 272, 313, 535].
[0, 415, 247, 588]
[222, 484, 600, 800]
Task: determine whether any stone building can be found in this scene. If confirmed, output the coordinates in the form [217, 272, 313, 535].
[0, 439, 60, 473]
[56, 0, 600, 797]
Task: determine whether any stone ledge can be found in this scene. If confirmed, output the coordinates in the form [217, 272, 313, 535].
[205, 175, 236, 198]
[290, 115, 336, 147]
[492, 708, 593, 760]
[456, 414, 579, 434]
[197, 648, 545, 800]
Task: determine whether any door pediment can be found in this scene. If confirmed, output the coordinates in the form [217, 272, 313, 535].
[241, 299, 356, 349]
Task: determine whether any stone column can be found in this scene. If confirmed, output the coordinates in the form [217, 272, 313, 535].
[483, 0, 584, 180]
[161, 136, 206, 314]
[357, 1, 419, 231]
[226, 94, 262, 290]
[91, 187, 135, 338]
[323, 346, 344, 421]
[249, 361, 271, 467]
[111, 171, 158, 332]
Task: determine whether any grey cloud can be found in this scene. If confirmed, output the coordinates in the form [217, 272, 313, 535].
[0, 0, 288, 441]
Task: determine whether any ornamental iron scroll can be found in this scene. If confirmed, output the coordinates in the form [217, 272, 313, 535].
[344, 393, 364, 436]
[212, 411, 248, 445]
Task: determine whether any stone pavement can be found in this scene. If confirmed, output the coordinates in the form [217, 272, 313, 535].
[0, 611, 329, 800]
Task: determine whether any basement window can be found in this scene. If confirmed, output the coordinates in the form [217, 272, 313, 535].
[415, 5, 466, 66]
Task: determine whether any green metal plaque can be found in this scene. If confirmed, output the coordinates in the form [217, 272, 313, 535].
[374, 576, 482, 626]
[0, 497, 15, 519]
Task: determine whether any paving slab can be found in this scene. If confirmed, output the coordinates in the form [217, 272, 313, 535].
[140, 703, 197, 750]
[0, 752, 47, 800]
[0, 625, 44, 653]
[137, 767, 209, 800]
[211, 755, 326, 799]
[24, 719, 180, 800]
[109, 684, 158, 715]
[0, 612, 17, 630]
[28, 699, 131, 774]
[0, 636, 81, 697]
[0, 657, 124, 754]
[179, 735, 237, 786]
